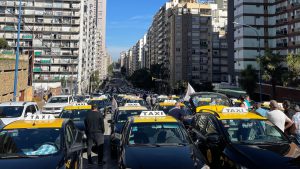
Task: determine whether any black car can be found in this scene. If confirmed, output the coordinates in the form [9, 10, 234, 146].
[117, 113, 209, 169]
[190, 110, 300, 169]
[108, 106, 148, 156]
[0, 117, 84, 169]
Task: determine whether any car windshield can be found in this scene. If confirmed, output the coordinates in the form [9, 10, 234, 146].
[0, 128, 61, 157]
[88, 100, 106, 107]
[128, 123, 189, 146]
[117, 110, 143, 123]
[191, 94, 231, 107]
[48, 97, 68, 103]
[60, 109, 89, 121]
[0, 106, 24, 118]
[222, 119, 289, 144]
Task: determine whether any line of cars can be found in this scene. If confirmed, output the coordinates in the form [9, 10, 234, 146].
[0, 93, 112, 169]
[108, 92, 300, 169]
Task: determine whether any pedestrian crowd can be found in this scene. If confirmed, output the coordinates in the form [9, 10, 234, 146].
[238, 95, 300, 144]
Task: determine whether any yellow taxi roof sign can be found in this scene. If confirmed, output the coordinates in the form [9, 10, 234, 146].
[164, 100, 177, 103]
[64, 105, 91, 110]
[124, 103, 141, 107]
[140, 111, 166, 117]
[222, 107, 248, 113]
[25, 114, 55, 121]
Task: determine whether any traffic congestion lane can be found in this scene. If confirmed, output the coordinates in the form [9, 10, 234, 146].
[83, 114, 118, 169]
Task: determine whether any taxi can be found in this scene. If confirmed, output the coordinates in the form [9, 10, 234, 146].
[154, 100, 193, 126]
[261, 101, 284, 111]
[189, 107, 300, 169]
[189, 92, 233, 114]
[118, 111, 210, 169]
[87, 98, 110, 117]
[123, 96, 148, 108]
[157, 95, 168, 103]
[59, 104, 91, 131]
[109, 103, 148, 156]
[0, 114, 84, 169]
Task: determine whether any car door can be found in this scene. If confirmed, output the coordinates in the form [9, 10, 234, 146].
[65, 122, 83, 169]
[203, 115, 224, 168]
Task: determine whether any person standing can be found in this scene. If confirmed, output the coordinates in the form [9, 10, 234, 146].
[292, 105, 300, 144]
[85, 104, 105, 166]
[283, 100, 295, 119]
[267, 100, 293, 132]
[168, 102, 185, 121]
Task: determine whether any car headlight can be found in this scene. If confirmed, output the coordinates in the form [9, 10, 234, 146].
[201, 164, 210, 169]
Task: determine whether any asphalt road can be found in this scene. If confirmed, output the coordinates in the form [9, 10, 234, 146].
[83, 114, 118, 169]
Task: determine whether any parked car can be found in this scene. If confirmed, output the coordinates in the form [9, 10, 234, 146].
[42, 95, 75, 116]
[0, 102, 40, 125]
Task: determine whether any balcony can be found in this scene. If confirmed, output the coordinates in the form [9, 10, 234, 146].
[276, 42, 287, 48]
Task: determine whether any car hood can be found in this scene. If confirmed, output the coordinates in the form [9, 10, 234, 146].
[124, 145, 206, 169]
[43, 103, 69, 108]
[1, 118, 19, 125]
[0, 154, 63, 169]
[226, 142, 300, 169]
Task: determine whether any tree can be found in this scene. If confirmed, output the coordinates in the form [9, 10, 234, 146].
[0, 38, 9, 49]
[150, 64, 163, 78]
[121, 66, 126, 76]
[129, 68, 154, 90]
[239, 65, 258, 98]
[258, 49, 285, 99]
[90, 70, 101, 91]
[108, 64, 113, 76]
[286, 53, 300, 87]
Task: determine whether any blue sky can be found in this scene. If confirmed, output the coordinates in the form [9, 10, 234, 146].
[106, 0, 167, 61]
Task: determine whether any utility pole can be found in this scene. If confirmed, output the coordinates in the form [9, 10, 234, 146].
[13, 0, 22, 101]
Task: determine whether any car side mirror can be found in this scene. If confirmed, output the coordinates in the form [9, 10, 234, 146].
[206, 134, 221, 144]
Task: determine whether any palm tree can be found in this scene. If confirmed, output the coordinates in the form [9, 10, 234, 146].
[239, 65, 258, 98]
[258, 49, 285, 99]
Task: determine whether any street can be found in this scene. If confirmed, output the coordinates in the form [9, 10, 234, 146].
[83, 114, 118, 169]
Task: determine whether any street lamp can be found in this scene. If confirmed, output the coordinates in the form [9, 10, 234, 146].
[233, 21, 263, 102]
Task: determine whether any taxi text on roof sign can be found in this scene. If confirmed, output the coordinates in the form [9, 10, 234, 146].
[124, 103, 141, 107]
[140, 111, 166, 117]
[222, 107, 248, 113]
[25, 114, 56, 120]
[164, 100, 177, 103]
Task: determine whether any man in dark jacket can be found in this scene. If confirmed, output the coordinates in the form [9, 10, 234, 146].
[168, 102, 185, 121]
[85, 104, 105, 166]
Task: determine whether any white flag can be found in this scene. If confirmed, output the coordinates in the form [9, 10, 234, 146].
[184, 83, 196, 101]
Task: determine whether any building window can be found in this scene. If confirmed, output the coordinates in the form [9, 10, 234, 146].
[176, 48, 181, 52]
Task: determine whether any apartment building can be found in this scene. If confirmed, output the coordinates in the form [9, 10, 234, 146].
[233, 0, 300, 76]
[167, 2, 213, 88]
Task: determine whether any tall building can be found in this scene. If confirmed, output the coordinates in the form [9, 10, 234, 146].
[0, 0, 82, 89]
[95, 0, 106, 53]
[167, 2, 213, 88]
[233, 0, 300, 79]
[0, 0, 107, 94]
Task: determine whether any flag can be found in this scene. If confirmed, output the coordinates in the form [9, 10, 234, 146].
[184, 83, 196, 101]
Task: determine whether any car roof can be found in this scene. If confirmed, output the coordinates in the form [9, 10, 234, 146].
[4, 118, 65, 129]
[197, 106, 267, 120]
[64, 105, 91, 110]
[118, 106, 148, 111]
[0, 102, 37, 106]
[132, 115, 178, 123]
